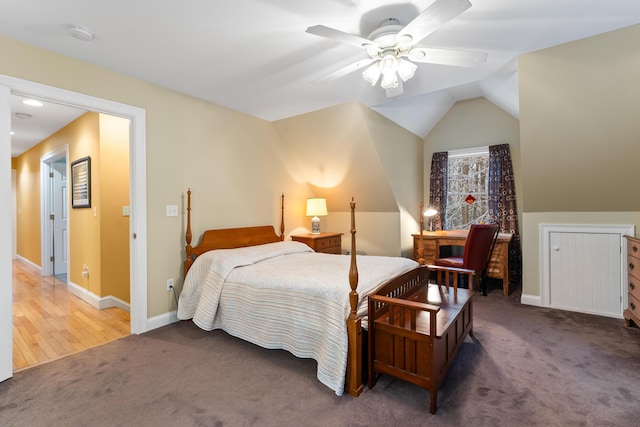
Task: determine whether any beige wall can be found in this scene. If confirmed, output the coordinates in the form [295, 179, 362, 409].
[423, 97, 522, 227]
[273, 102, 423, 257]
[3, 35, 421, 318]
[519, 24, 640, 300]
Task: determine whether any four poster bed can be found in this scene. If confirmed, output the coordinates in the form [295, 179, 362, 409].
[177, 190, 420, 396]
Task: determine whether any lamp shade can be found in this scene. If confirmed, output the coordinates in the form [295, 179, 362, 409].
[423, 207, 438, 217]
[306, 198, 328, 217]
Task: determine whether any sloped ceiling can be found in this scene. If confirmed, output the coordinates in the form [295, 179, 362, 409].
[2, 0, 639, 151]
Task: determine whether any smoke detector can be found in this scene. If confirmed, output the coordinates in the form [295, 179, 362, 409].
[67, 25, 94, 42]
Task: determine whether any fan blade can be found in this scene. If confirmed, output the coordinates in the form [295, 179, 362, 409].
[385, 80, 404, 98]
[397, 0, 472, 45]
[306, 25, 378, 50]
[314, 58, 377, 83]
[407, 47, 487, 67]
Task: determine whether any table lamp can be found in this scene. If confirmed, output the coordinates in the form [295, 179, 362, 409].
[423, 206, 437, 231]
[306, 198, 328, 234]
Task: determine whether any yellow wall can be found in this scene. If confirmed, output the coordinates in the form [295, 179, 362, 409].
[68, 113, 102, 296]
[15, 112, 131, 302]
[519, 24, 640, 299]
[98, 114, 130, 302]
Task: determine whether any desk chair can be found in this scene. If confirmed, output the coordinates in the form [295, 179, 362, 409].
[427, 223, 500, 296]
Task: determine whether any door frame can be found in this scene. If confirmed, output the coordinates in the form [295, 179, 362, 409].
[0, 75, 148, 382]
[41, 145, 68, 277]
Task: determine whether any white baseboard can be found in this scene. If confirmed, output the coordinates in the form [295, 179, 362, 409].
[67, 281, 131, 312]
[15, 255, 40, 271]
[521, 293, 542, 307]
[146, 311, 179, 331]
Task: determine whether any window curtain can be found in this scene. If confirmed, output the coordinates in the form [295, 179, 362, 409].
[488, 143, 522, 284]
[429, 151, 448, 231]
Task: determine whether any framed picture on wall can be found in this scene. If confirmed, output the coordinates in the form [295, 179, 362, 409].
[71, 156, 91, 208]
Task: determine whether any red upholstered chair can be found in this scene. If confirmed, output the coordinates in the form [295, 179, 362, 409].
[428, 223, 500, 296]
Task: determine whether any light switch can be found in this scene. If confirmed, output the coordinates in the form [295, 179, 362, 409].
[166, 205, 178, 217]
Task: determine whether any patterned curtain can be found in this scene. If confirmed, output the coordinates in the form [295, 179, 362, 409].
[488, 144, 522, 284]
[429, 151, 448, 231]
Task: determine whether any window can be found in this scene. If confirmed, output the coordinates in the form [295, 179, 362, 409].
[445, 147, 489, 229]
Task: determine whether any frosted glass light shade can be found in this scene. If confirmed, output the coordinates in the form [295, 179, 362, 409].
[397, 58, 417, 82]
[362, 62, 381, 86]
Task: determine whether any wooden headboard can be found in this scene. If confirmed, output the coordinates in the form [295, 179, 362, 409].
[183, 189, 285, 277]
[182, 188, 363, 395]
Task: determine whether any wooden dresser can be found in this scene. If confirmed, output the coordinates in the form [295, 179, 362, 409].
[412, 230, 513, 296]
[624, 236, 640, 328]
[291, 232, 343, 254]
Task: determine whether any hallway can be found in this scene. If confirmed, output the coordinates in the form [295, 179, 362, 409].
[12, 259, 130, 371]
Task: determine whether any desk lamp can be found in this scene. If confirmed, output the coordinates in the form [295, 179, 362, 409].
[423, 206, 437, 231]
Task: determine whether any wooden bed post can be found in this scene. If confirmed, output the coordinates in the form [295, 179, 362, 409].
[184, 188, 193, 279]
[280, 193, 285, 241]
[418, 201, 425, 266]
[346, 197, 363, 397]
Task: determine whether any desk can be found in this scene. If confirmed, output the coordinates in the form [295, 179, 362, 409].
[412, 230, 513, 296]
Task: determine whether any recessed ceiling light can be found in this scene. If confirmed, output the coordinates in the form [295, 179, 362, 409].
[67, 25, 94, 42]
[22, 99, 43, 107]
[10, 131, 14, 135]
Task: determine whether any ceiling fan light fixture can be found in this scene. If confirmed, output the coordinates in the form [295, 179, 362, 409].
[380, 53, 398, 73]
[397, 58, 417, 82]
[362, 62, 381, 86]
[380, 71, 398, 89]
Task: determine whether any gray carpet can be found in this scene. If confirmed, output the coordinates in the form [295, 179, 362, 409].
[2, 285, 640, 427]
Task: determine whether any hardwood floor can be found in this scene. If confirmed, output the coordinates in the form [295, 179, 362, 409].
[12, 259, 130, 371]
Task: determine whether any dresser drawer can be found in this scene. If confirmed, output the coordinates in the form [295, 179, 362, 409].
[316, 236, 341, 253]
[291, 233, 342, 254]
[628, 293, 640, 321]
[628, 251, 640, 283]
[629, 238, 640, 259]
[629, 274, 640, 300]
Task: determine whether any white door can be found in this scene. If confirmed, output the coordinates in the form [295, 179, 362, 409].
[549, 231, 622, 317]
[52, 159, 67, 277]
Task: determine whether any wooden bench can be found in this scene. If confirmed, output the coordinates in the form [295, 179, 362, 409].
[368, 266, 474, 414]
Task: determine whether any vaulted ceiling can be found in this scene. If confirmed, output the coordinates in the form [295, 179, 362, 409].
[3, 0, 640, 154]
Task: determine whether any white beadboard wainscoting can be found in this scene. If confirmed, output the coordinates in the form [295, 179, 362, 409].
[540, 224, 635, 318]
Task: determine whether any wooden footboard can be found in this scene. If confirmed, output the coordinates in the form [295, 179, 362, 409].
[368, 271, 474, 414]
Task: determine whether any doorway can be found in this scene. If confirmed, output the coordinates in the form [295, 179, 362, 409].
[41, 146, 69, 280]
[0, 75, 149, 383]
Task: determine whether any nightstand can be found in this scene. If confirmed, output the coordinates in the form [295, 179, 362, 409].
[291, 232, 343, 254]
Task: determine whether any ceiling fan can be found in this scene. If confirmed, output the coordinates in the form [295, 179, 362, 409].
[306, 0, 487, 97]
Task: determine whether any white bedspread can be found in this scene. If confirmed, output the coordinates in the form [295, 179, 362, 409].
[177, 240, 418, 395]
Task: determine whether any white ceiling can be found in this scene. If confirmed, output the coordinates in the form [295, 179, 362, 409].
[10, 95, 86, 157]
[4, 0, 640, 155]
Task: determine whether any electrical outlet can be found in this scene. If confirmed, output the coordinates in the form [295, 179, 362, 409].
[166, 278, 174, 291]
